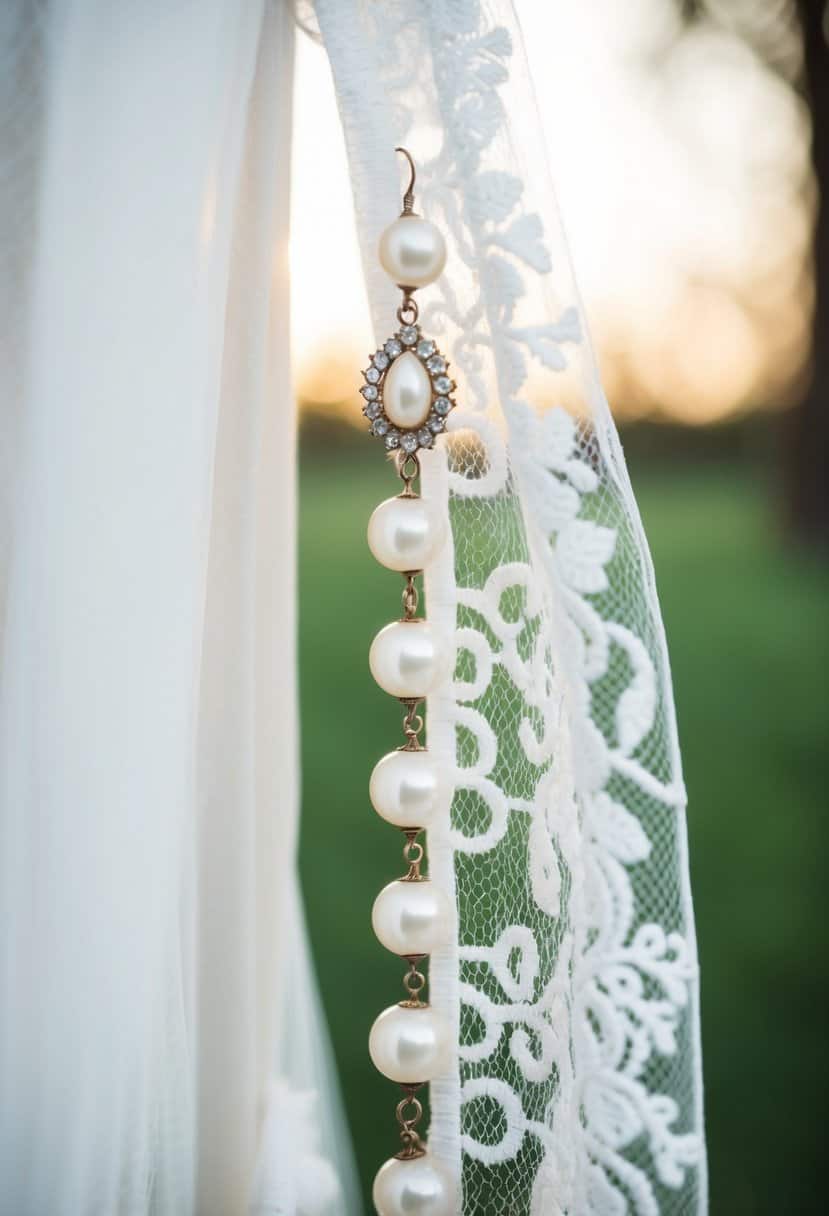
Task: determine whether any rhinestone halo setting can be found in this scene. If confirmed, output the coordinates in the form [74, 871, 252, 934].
[360, 325, 456, 452]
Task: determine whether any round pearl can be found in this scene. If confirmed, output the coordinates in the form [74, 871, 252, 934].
[373, 1155, 456, 1216]
[369, 621, 447, 699]
[383, 352, 433, 430]
[378, 215, 447, 289]
[372, 880, 451, 957]
[369, 749, 444, 829]
[369, 1004, 451, 1084]
[367, 496, 445, 573]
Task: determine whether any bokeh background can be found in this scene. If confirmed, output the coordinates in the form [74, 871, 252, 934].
[293, 3, 828, 1213]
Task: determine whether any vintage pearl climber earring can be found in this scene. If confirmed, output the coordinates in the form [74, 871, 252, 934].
[362, 149, 457, 1216]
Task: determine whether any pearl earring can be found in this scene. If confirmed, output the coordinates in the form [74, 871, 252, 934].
[362, 149, 457, 1216]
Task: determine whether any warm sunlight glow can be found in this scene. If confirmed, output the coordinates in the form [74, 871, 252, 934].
[290, 1, 812, 425]
[290, 34, 372, 408]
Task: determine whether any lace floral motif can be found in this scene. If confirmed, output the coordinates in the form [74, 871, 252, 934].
[316, 0, 705, 1209]
[441, 438, 701, 1211]
[414, 5, 704, 1214]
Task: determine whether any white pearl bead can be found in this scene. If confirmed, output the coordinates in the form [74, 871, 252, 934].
[372, 879, 451, 957]
[373, 1155, 456, 1216]
[367, 496, 445, 573]
[369, 750, 444, 829]
[369, 1004, 451, 1084]
[378, 215, 447, 289]
[383, 352, 433, 430]
[369, 621, 447, 699]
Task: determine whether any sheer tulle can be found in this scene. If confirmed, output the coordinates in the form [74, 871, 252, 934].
[0, 2, 357, 1212]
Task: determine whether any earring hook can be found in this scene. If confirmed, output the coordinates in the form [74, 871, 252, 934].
[395, 147, 416, 215]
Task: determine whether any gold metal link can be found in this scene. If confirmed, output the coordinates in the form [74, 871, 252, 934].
[401, 573, 419, 619]
[394, 1084, 426, 1159]
[396, 293, 419, 326]
[401, 960, 427, 1005]
[402, 831, 425, 881]
[396, 451, 420, 496]
[399, 697, 425, 748]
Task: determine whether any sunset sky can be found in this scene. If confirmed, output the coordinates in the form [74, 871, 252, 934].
[290, 0, 812, 424]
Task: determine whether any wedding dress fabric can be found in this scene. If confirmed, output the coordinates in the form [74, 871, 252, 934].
[315, 1, 707, 1213]
[0, 2, 356, 1213]
[0, 0, 704, 1212]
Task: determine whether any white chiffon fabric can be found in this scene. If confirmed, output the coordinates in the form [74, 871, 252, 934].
[0, 1, 704, 1213]
[0, 2, 357, 1213]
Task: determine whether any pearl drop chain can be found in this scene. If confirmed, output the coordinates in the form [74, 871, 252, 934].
[367, 453, 455, 1216]
[363, 149, 457, 1216]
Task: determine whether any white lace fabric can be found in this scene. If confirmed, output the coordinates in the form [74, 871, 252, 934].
[0, 0, 704, 1209]
[315, 1, 706, 1212]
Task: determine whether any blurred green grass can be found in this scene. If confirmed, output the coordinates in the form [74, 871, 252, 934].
[297, 447, 828, 1215]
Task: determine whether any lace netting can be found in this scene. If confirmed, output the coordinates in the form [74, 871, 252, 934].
[314, 1, 706, 1211]
[433, 427, 702, 1215]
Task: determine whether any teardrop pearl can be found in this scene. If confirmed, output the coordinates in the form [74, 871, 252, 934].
[369, 749, 444, 829]
[369, 1004, 451, 1084]
[367, 496, 445, 572]
[369, 621, 447, 699]
[373, 1155, 456, 1216]
[383, 352, 432, 430]
[372, 879, 452, 957]
[378, 215, 447, 289]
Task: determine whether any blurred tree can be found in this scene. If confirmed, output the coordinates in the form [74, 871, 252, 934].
[790, 0, 829, 548]
[677, 0, 827, 549]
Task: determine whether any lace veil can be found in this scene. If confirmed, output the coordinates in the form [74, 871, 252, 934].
[0, 1, 704, 1211]
[314, 2, 706, 1212]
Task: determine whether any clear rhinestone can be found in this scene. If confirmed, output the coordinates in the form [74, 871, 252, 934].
[428, 416, 445, 433]
[364, 401, 382, 419]
[361, 384, 378, 401]
[372, 418, 389, 437]
[384, 431, 400, 450]
[426, 355, 446, 375]
[417, 428, 434, 448]
[400, 325, 418, 346]
[416, 339, 435, 359]
[434, 397, 452, 416]
[384, 339, 402, 357]
[365, 366, 380, 384]
[373, 351, 390, 370]
[434, 375, 453, 395]
[400, 432, 418, 453]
